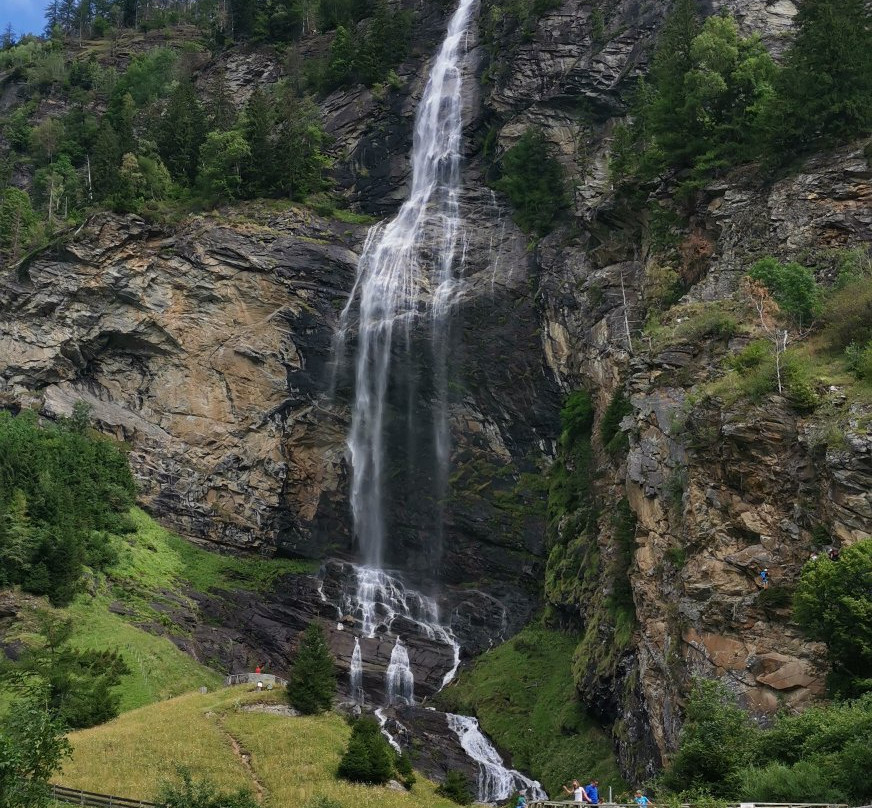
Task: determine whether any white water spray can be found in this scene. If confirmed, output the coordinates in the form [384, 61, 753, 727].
[350, 637, 364, 704]
[385, 637, 415, 705]
[446, 714, 548, 803]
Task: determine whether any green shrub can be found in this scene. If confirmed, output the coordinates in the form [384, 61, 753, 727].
[734, 761, 846, 803]
[600, 390, 631, 456]
[494, 128, 567, 236]
[662, 678, 755, 794]
[436, 770, 473, 805]
[287, 623, 336, 714]
[336, 716, 394, 785]
[794, 540, 872, 698]
[727, 340, 770, 372]
[0, 408, 136, 606]
[0, 698, 71, 808]
[747, 257, 819, 326]
[666, 546, 686, 568]
[782, 352, 819, 412]
[824, 278, 872, 351]
[845, 340, 872, 382]
[157, 766, 259, 808]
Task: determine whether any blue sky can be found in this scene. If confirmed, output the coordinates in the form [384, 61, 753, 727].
[3, 0, 47, 37]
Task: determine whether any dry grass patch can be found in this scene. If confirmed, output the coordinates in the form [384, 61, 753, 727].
[61, 686, 261, 800]
[62, 686, 458, 808]
[225, 710, 457, 808]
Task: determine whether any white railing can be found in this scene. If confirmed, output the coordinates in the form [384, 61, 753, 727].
[530, 802, 849, 808]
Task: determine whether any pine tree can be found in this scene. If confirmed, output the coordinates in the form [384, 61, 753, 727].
[0, 188, 37, 260]
[642, 0, 701, 171]
[157, 80, 206, 184]
[90, 120, 120, 200]
[494, 128, 566, 235]
[337, 716, 395, 785]
[772, 0, 872, 149]
[241, 88, 274, 195]
[286, 622, 336, 714]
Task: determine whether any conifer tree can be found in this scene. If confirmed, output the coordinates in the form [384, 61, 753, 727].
[337, 715, 395, 785]
[157, 80, 206, 184]
[286, 622, 336, 714]
[642, 0, 700, 171]
[768, 0, 872, 151]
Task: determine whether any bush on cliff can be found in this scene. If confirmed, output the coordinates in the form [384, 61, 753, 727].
[794, 540, 872, 698]
[494, 128, 567, 236]
[287, 622, 336, 714]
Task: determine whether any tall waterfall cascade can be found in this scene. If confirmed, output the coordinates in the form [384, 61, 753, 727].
[327, 0, 545, 798]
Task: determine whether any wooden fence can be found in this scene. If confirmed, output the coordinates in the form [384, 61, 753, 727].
[51, 783, 161, 807]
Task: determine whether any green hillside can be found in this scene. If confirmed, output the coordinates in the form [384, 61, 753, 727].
[61, 685, 459, 808]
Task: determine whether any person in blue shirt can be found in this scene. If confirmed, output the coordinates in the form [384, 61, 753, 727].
[584, 780, 598, 805]
[634, 790, 653, 807]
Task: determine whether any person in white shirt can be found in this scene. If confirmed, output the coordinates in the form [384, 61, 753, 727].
[562, 780, 591, 803]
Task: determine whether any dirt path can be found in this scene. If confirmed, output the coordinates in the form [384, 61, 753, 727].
[214, 714, 267, 803]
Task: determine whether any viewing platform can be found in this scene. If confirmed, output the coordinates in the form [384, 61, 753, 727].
[224, 671, 288, 688]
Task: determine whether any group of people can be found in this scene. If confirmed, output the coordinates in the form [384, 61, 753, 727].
[515, 779, 651, 807]
[562, 779, 600, 804]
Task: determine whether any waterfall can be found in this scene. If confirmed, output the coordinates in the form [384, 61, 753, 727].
[339, 0, 478, 567]
[350, 637, 364, 704]
[327, 0, 544, 796]
[446, 714, 548, 803]
[385, 637, 415, 705]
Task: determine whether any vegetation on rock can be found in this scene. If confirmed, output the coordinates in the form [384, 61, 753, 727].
[435, 770, 472, 805]
[494, 128, 567, 236]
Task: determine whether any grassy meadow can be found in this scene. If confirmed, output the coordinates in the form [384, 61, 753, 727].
[61, 685, 459, 808]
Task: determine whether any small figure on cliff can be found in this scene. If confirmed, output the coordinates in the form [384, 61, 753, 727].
[584, 780, 599, 805]
[634, 790, 653, 808]
[760, 568, 770, 588]
[563, 780, 590, 803]
[517, 791, 528, 808]
[255, 664, 262, 674]
[828, 547, 840, 561]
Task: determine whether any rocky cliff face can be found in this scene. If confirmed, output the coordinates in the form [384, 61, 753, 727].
[1, 0, 871, 787]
